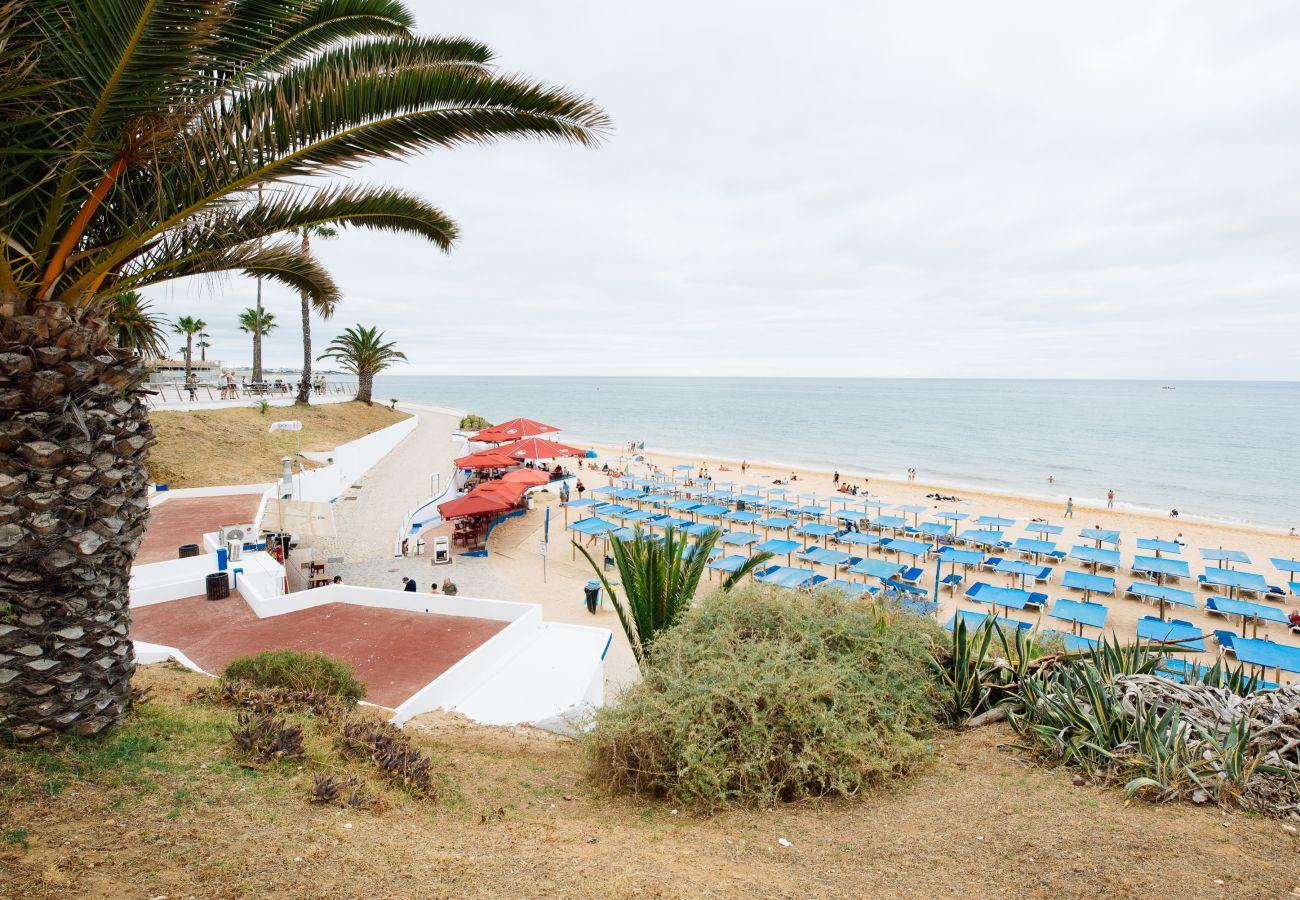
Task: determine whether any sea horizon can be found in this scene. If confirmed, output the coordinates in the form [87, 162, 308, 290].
[377, 375, 1300, 531]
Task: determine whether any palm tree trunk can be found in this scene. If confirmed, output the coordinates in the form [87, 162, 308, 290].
[0, 303, 153, 738]
[251, 304, 263, 384]
[184, 334, 192, 378]
[295, 234, 312, 406]
[357, 370, 374, 405]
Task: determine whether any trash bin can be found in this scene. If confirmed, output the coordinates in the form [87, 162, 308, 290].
[178, 543, 200, 559]
[205, 571, 230, 601]
[583, 580, 600, 614]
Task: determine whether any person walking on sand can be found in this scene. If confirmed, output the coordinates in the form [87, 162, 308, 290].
[1107, 489, 1115, 509]
[1065, 498, 1074, 519]
[833, 471, 839, 485]
[576, 479, 585, 498]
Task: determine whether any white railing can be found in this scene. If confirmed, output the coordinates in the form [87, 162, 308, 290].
[146, 380, 358, 406]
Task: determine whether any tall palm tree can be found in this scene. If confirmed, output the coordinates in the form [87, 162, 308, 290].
[172, 315, 205, 378]
[197, 331, 210, 362]
[293, 225, 338, 405]
[577, 530, 773, 669]
[318, 325, 406, 405]
[238, 307, 276, 376]
[0, 1, 607, 738]
[107, 291, 169, 358]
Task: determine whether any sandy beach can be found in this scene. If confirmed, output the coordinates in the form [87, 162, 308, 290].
[445, 433, 1297, 688]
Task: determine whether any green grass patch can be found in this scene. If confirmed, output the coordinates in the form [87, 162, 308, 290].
[222, 650, 366, 700]
[584, 585, 945, 812]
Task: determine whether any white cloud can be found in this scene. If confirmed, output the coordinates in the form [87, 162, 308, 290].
[149, 0, 1300, 378]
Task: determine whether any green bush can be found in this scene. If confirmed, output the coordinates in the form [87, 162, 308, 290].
[583, 585, 945, 812]
[222, 650, 366, 701]
[458, 413, 490, 431]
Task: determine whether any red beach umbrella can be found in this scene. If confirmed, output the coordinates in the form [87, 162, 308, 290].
[438, 494, 511, 519]
[471, 417, 560, 442]
[469, 480, 528, 503]
[501, 469, 552, 486]
[493, 436, 586, 460]
[453, 450, 515, 469]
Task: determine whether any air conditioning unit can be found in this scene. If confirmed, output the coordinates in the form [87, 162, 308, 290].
[218, 524, 255, 548]
[226, 540, 244, 561]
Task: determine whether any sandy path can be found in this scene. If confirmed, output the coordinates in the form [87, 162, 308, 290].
[310, 405, 460, 568]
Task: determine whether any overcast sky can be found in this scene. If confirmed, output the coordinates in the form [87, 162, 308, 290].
[150, 1, 1300, 378]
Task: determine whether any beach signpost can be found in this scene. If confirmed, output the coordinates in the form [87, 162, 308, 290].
[541, 507, 550, 582]
[268, 418, 303, 456]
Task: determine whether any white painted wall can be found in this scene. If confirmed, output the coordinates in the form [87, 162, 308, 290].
[129, 554, 219, 606]
[292, 414, 417, 503]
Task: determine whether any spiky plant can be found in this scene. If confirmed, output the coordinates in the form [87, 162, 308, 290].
[107, 291, 169, 357]
[317, 324, 405, 405]
[0, 0, 607, 738]
[576, 528, 773, 669]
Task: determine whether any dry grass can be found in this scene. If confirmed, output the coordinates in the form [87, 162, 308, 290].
[2, 665, 1297, 899]
[146, 402, 408, 487]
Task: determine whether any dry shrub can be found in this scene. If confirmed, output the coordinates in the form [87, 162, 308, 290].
[222, 650, 366, 701]
[584, 585, 945, 812]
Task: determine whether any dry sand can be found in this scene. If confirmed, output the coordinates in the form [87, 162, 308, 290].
[460, 437, 1300, 689]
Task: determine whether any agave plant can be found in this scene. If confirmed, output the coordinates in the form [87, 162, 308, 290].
[576, 528, 772, 669]
[930, 616, 1048, 725]
[0, 0, 606, 738]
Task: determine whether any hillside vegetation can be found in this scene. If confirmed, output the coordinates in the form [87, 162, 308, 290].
[2, 665, 1296, 898]
[147, 402, 408, 487]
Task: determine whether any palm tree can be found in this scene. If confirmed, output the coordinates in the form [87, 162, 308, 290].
[238, 307, 277, 376]
[172, 315, 205, 378]
[293, 225, 338, 405]
[197, 331, 210, 362]
[577, 530, 772, 669]
[107, 291, 169, 358]
[318, 325, 406, 405]
[0, 2, 607, 738]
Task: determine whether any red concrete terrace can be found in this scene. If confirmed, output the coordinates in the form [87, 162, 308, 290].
[138, 494, 263, 564]
[132, 595, 508, 708]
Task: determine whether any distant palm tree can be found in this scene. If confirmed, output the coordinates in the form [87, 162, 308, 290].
[577, 529, 772, 669]
[172, 316, 206, 377]
[108, 291, 169, 357]
[241, 308, 276, 382]
[292, 224, 338, 405]
[239, 308, 277, 378]
[318, 325, 407, 405]
[197, 331, 211, 361]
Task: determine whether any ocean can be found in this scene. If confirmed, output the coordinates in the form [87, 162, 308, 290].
[374, 376, 1300, 529]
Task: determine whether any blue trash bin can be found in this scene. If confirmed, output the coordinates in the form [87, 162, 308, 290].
[583, 580, 601, 614]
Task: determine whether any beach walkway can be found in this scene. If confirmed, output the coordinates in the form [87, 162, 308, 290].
[313, 406, 460, 571]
